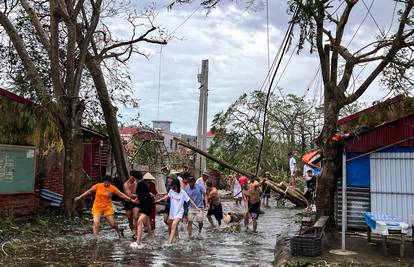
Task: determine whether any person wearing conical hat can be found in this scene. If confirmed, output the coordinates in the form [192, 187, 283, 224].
[131, 172, 154, 248]
[143, 172, 158, 230]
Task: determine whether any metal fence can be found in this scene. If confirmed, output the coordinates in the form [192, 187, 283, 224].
[370, 152, 414, 225]
[334, 184, 370, 230]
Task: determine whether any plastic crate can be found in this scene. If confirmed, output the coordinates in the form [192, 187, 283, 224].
[290, 234, 322, 257]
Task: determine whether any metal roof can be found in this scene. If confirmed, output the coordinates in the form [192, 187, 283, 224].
[345, 113, 414, 153]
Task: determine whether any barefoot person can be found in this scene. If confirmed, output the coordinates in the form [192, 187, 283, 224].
[206, 181, 223, 227]
[156, 178, 201, 244]
[240, 176, 262, 232]
[196, 171, 209, 206]
[74, 175, 137, 239]
[123, 170, 139, 237]
[143, 172, 158, 230]
[178, 172, 190, 224]
[163, 174, 174, 233]
[132, 172, 154, 247]
[185, 176, 206, 238]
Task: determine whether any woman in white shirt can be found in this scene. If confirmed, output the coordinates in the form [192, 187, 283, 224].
[156, 178, 201, 244]
[230, 175, 242, 205]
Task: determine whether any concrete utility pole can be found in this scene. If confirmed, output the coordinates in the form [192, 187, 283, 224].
[195, 59, 209, 177]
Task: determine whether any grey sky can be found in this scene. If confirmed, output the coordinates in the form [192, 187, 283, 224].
[119, 1, 401, 134]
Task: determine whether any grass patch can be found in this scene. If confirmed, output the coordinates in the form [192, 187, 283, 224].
[0, 213, 88, 241]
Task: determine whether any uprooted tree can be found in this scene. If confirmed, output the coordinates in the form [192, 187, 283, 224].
[0, 0, 166, 216]
[288, 0, 414, 217]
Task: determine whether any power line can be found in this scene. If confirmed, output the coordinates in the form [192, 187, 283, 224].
[266, 0, 270, 72]
[170, 5, 202, 36]
[361, 0, 385, 36]
[156, 45, 163, 120]
[346, 0, 373, 48]
[254, 8, 298, 177]
[155, 5, 201, 120]
[385, 1, 398, 37]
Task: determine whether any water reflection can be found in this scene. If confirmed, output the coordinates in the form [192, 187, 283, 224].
[1, 200, 300, 267]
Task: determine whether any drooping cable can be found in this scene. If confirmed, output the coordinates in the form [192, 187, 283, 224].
[156, 45, 163, 120]
[254, 8, 298, 178]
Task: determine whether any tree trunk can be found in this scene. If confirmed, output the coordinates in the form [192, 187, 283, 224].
[59, 100, 85, 217]
[86, 59, 129, 181]
[315, 92, 342, 217]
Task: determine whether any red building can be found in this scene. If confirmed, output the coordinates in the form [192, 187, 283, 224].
[334, 96, 414, 229]
[0, 88, 111, 214]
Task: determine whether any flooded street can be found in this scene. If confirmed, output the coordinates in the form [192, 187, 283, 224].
[1, 199, 300, 267]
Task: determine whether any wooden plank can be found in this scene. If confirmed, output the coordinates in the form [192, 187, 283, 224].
[314, 216, 329, 228]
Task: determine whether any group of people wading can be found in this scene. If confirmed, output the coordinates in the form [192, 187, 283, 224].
[74, 168, 272, 247]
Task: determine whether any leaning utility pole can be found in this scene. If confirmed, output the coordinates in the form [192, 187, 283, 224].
[195, 59, 209, 177]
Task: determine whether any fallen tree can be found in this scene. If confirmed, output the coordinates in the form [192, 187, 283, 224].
[175, 138, 308, 208]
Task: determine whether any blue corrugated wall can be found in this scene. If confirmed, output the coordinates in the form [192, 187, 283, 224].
[346, 146, 414, 188]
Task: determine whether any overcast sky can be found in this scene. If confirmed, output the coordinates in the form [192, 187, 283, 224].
[118, 0, 400, 134]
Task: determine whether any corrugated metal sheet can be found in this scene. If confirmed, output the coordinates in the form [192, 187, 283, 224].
[344, 113, 414, 153]
[334, 185, 370, 230]
[370, 152, 414, 225]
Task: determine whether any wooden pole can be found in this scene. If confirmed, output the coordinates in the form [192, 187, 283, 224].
[175, 137, 308, 208]
[174, 137, 255, 178]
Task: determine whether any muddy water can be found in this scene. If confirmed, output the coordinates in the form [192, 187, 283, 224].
[2, 200, 300, 266]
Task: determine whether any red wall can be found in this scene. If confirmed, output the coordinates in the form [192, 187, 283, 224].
[0, 193, 40, 215]
[345, 113, 414, 153]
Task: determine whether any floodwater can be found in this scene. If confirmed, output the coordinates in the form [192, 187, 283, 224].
[1, 199, 300, 267]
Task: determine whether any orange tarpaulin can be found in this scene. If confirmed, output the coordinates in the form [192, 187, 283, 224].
[302, 149, 321, 169]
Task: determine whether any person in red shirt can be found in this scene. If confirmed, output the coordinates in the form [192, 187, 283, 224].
[143, 172, 158, 230]
[74, 175, 137, 239]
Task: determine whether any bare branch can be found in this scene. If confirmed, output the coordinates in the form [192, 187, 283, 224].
[99, 26, 166, 59]
[0, 9, 51, 106]
[331, 0, 356, 85]
[49, 0, 65, 99]
[345, 1, 414, 104]
[20, 0, 51, 52]
[74, 0, 102, 95]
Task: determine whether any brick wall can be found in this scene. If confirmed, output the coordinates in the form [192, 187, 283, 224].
[38, 149, 64, 195]
[0, 193, 40, 215]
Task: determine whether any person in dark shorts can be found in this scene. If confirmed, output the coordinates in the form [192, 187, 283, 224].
[206, 181, 223, 226]
[240, 177, 262, 232]
[179, 172, 191, 224]
[261, 172, 272, 208]
[304, 169, 316, 203]
[123, 170, 140, 236]
[131, 172, 154, 247]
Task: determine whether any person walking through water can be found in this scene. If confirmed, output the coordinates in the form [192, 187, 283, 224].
[156, 178, 201, 244]
[185, 176, 206, 238]
[131, 171, 154, 248]
[123, 170, 139, 238]
[163, 174, 174, 233]
[240, 176, 262, 232]
[206, 181, 223, 227]
[143, 172, 158, 230]
[196, 171, 209, 206]
[230, 174, 242, 205]
[74, 175, 138, 239]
